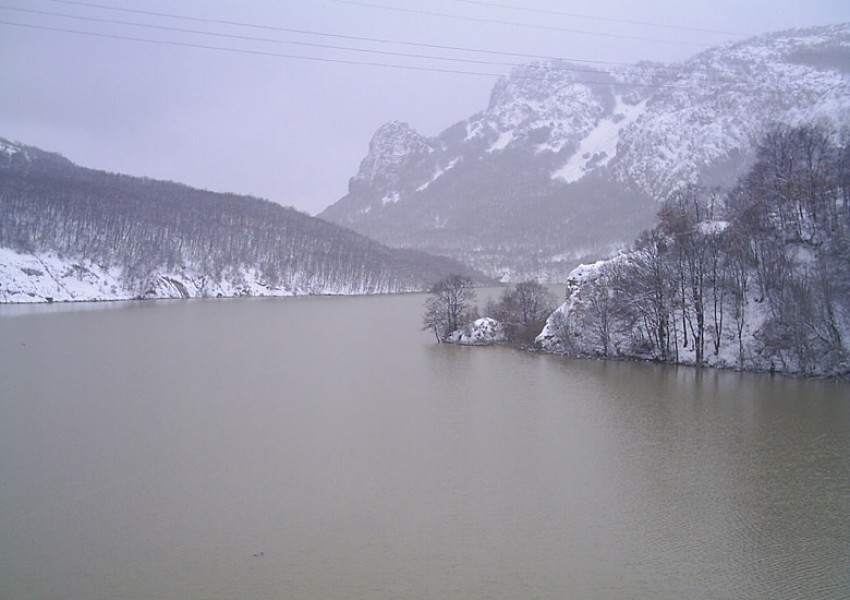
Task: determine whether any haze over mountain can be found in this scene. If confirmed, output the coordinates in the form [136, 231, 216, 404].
[319, 23, 850, 281]
[0, 138, 484, 303]
[3, 1, 847, 218]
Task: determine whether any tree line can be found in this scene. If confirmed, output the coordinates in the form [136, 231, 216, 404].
[545, 124, 850, 377]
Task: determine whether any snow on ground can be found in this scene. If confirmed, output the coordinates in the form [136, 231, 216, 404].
[552, 99, 646, 183]
[450, 317, 506, 345]
[0, 247, 130, 303]
[0, 247, 301, 303]
[698, 220, 730, 235]
[0, 245, 418, 303]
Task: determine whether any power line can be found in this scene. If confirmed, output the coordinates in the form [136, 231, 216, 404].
[0, 20, 705, 90]
[329, 0, 713, 47]
[0, 20, 500, 77]
[1, 5, 736, 84]
[43, 0, 701, 75]
[50, 0, 717, 50]
[452, 0, 751, 37]
[0, 5, 528, 70]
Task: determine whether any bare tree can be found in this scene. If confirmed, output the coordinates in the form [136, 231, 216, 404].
[660, 185, 712, 365]
[536, 123, 849, 376]
[422, 274, 478, 342]
[489, 280, 556, 343]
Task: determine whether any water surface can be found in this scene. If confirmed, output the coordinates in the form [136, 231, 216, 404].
[1, 294, 848, 599]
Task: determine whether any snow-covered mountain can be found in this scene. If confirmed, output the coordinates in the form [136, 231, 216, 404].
[0, 138, 486, 303]
[320, 23, 850, 281]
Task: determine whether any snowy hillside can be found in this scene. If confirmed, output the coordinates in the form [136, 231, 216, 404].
[320, 23, 850, 281]
[536, 124, 850, 378]
[0, 138, 485, 303]
[610, 24, 850, 197]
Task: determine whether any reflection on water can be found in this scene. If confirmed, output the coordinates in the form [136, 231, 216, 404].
[1, 295, 848, 599]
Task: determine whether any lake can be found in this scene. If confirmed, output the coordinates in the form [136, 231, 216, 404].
[1, 292, 848, 599]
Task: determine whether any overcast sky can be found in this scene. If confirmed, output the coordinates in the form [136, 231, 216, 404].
[2, 1, 849, 215]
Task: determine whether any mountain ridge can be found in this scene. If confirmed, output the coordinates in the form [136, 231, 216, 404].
[320, 23, 850, 281]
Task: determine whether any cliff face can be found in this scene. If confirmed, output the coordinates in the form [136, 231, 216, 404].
[320, 24, 850, 281]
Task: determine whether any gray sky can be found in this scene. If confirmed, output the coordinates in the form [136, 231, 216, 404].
[2, 1, 849, 215]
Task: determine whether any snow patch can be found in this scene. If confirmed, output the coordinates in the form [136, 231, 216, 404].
[381, 191, 400, 205]
[1, 139, 20, 155]
[698, 220, 730, 235]
[552, 99, 646, 183]
[487, 130, 514, 153]
[465, 119, 485, 141]
[416, 157, 461, 192]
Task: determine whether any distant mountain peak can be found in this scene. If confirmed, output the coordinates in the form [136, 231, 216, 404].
[320, 23, 850, 281]
[353, 120, 434, 189]
[487, 60, 615, 112]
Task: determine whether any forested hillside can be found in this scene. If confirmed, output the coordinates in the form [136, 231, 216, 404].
[0, 138, 483, 303]
[537, 125, 850, 378]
